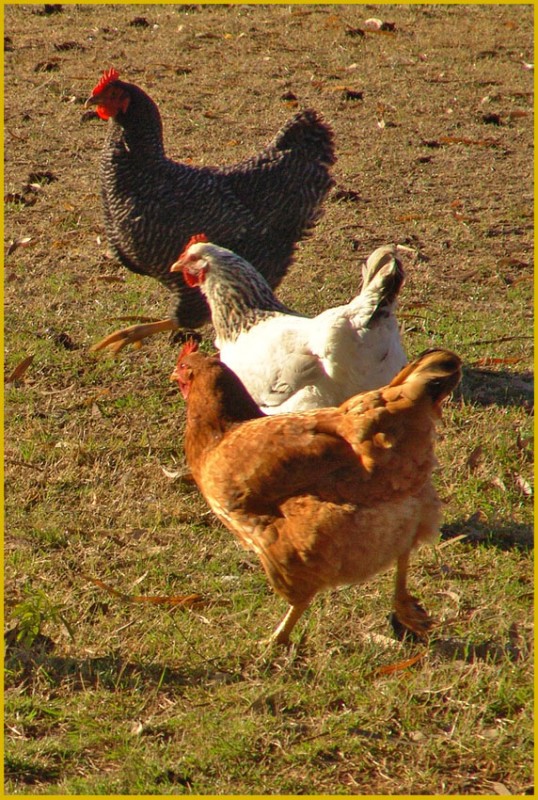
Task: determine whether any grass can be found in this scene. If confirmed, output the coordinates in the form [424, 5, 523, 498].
[4, 3, 534, 796]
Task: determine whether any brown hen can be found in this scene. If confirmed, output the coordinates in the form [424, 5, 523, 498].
[171, 342, 461, 645]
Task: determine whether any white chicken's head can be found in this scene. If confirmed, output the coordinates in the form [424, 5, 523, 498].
[170, 235, 292, 338]
[170, 234, 221, 288]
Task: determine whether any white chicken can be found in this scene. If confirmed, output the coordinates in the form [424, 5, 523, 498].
[171, 236, 409, 414]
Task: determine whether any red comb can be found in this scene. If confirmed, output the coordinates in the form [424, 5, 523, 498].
[177, 338, 199, 362]
[178, 233, 209, 260]
[92, 68, 120, 97]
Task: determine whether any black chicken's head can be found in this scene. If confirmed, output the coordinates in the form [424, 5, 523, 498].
[85, 68, 131, 120]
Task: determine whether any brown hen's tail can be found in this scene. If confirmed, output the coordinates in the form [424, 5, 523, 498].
[387, 348, 462, 406]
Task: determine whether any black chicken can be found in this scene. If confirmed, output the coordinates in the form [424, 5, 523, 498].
[85, 69, 336, 353]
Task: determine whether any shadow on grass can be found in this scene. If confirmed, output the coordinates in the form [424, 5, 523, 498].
[4, 630, 241, 692]
[440, 518, 533, 551]
[459, 366, 533, 409]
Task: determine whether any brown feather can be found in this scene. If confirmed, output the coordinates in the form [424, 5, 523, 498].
[176, 347, 462, 643]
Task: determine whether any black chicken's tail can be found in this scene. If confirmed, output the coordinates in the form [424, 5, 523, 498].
[271, 109, 336, 167]
[212, 108, 336, 291]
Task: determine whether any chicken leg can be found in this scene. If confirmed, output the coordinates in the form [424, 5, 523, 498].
[393, 552, 434, 637]
[90, 318, 179, 354]
[267, 600, 312, 646]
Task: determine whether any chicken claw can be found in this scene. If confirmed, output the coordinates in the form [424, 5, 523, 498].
[392, 551, 435, 639]
[393, 593, 435, 638]
[90, 318, 178, 354]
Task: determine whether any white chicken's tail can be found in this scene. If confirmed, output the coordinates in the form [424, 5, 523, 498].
[346, 244, 410, 330]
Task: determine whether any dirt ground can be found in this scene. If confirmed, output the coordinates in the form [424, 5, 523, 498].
[4, 3, 533, 312]
[3, 3, 534, 795]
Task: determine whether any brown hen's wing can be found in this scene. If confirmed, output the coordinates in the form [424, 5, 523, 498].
[201, 349, 461, 515]
[199, 401, 429, 518]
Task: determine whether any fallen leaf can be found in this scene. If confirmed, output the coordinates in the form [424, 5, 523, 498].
[345, 27, 364, 37]
[466, 445, 483, 472]
[28, 170, 57, 185]
[6, 235, 34, 255]
[363, 632, 402, 651]
[513, 474, 532, 497]
[437, 533, 470, 549]
[66, 389, 110, 411]
[508, 109, 529, 119]
[5, 193, 36, 208]
[53, 40, 85, 51]
[129, 16, 150, 27]
[6, 354, 34, 384]
[85, 575, 204, 607]
[479, 727, 500, 740]
[472, 356, 522, 367]
[487, 781, 512, 795]
[364, 18, 386, 31]
[331, 188, 361, 203]
[280, 90, 298, 102]
[482, 112, 502, 125]
[322, 14, 340, 27]
[516, 432, 533, 452]
[498, 256, 528, 269]
[490, 476, 507, 492]
[376, 651, 426, 675]
[161, 465, 194, 481]
[342, 88, 363, 101]
[396, 214, 423, 222]
[34, 59, 61, 72]
[82, 389, 110, 407]
[408, 730, 426, 742]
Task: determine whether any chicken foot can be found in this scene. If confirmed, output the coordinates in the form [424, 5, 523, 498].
[393, 552, 434, 637]
[90, 318, 179, 354]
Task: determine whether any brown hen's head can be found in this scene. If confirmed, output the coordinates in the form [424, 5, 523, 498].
[170, 339, 200, 399]
[171, 340, 265, 421]
[86, 68, 130, 120]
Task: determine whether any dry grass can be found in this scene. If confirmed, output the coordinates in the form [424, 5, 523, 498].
[4, 4, 534, 795]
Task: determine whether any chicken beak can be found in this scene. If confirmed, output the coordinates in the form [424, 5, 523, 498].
[84, 94, 98, 109]
[169, 257, 182, 274]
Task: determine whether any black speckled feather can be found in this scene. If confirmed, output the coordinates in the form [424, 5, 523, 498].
[96, 78, 336, 329]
